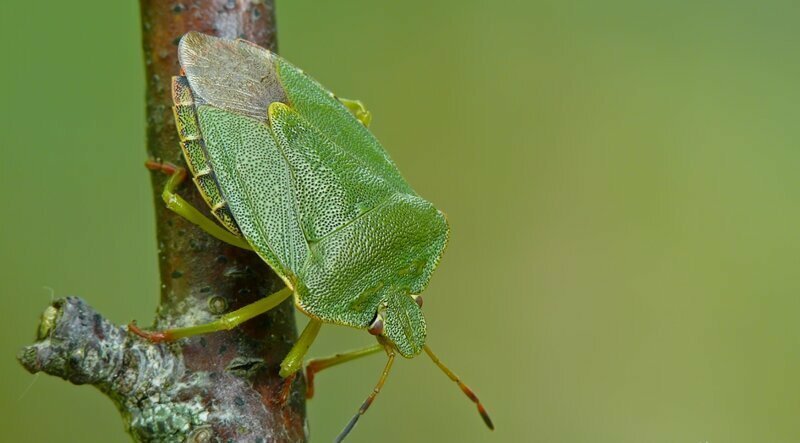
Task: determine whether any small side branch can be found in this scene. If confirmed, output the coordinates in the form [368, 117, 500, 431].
[19, 297, 304, 442]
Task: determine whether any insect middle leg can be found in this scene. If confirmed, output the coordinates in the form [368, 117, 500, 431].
[146, 160, 251, 250]
[129, 286, 293, 342]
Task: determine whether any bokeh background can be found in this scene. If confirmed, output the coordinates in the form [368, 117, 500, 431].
[2, 0, 800, 442]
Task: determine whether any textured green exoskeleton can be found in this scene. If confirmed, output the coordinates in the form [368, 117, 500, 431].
[134, 32, 492, 441]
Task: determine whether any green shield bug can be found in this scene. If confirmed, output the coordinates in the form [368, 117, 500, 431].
[130, 32, 493, 441]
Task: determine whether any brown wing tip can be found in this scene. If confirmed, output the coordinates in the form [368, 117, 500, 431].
[179, 31, 215, 51]
[178, 32, 225, 67]
[179, 32, 270, 64]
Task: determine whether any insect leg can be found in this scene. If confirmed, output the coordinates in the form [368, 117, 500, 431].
[335, 345, 395, 443]
[275, 319, 324, 404]
[423, 345, 494, 430]
[336, 97, 372, 127]
[304, 344, 383, 399]
[278, 319, 323, 378]
[146, 160, 252, 250]
[129, 286, 292, 342]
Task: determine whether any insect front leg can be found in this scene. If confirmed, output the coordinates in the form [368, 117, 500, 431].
[146, 160, 252, 250]
[275, 319, 323, 404]
[336, 97, 372, 127]
[304, 344, 383, 399]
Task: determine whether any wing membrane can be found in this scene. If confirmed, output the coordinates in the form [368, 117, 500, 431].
[179, 32, 287, 122]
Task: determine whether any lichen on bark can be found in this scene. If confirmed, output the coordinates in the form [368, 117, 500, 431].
[17, 1, 306, 441]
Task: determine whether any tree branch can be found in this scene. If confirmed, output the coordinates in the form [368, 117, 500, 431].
[17, 1, 306, 441]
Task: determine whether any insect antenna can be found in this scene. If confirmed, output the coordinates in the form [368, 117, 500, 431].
[335, 347, 396, 443]
[423, 345, 494, 430]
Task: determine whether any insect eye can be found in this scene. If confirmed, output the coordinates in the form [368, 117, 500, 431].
[367, 312, 384, 336]
[413, 295, 423, 308]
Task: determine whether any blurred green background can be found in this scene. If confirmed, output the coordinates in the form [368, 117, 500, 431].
[2, 0, 800, 442]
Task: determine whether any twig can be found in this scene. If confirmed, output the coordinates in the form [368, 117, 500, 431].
[17, 1, 306, 441]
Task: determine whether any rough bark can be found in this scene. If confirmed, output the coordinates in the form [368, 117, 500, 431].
[17, 1, 307, 441]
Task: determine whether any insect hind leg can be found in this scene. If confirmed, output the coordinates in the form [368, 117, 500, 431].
[336, 97, 372, 127]
[146, 160, 252, 250]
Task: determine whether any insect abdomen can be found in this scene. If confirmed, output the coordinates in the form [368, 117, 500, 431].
[171, 75, 242, 236]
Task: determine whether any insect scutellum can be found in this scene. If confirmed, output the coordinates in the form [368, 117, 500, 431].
[129, 31, 493, 441]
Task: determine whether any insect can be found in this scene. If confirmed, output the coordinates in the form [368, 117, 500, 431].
[130, 32, 493, 442]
